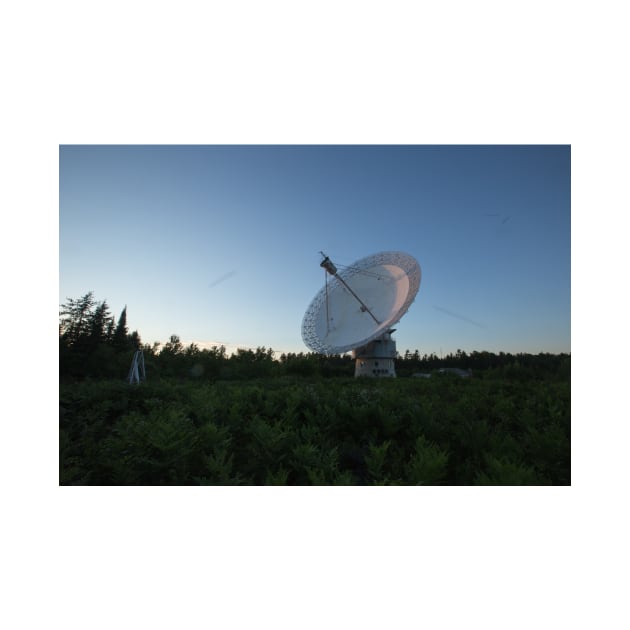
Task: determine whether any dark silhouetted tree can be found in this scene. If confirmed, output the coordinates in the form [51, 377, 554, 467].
[105, 316, 116, 343]
[59, 292, 95, 348]
[112, 306, 129, 350]
[163, 334, 183, 355]
[87, 300, 112, 351]
[128, 330, 142, 350]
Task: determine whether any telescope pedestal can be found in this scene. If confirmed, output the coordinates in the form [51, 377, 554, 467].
[352, 330, 397, 378]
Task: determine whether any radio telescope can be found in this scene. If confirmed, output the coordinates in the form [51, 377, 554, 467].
[301, 251, 421, 377]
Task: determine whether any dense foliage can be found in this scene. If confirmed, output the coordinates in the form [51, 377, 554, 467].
[60, 292, 570, 485]
[60, 373, 570, 486]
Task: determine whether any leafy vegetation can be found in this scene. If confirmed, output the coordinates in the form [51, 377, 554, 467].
[60, 375, 570, 486]
[59, 292, 570, 485]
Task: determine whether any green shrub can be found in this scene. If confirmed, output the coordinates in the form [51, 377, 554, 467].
[474, 456, 550, 485]
[405, 435, 449, 485]
[59, 375, 570, 485]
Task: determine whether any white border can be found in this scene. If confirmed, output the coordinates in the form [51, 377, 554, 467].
[3, 1, 627, 628]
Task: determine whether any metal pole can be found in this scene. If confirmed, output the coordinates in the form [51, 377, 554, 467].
[334, 275, 380, 325]
[324, 268, 330, 334]
[320, 252, 380, 325]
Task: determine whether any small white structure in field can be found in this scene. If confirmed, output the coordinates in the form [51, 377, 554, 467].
[302, 251, 421, 378]
[128, 350, 146, 384]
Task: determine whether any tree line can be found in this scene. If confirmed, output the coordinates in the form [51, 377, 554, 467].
[60, 292, 570, 381]
[59, 292, 142, 379]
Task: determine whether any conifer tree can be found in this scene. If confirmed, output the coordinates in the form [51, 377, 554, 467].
[112, 306, 129, 350]
[87, 300, 111, 350]
[105, 316, 116, 343]
[59, 291, 95, 347]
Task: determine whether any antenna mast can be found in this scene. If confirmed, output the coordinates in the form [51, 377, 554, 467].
[319, 252, 380, 325]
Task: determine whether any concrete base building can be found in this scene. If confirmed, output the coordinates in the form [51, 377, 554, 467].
[353, 329, 397, 377]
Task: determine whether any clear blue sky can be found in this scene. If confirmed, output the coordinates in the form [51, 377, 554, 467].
[59, 145, 570, 356]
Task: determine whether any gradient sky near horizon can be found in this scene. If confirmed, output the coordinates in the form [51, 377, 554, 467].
[59, 145, 570, 356]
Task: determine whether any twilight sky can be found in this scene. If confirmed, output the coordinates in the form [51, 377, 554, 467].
[59, 145, 570, 356]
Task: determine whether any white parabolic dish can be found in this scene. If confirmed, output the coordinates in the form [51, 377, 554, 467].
[301, 251, 421, 354]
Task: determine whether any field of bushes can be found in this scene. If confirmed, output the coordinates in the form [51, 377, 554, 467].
[60, 372, 570, 485]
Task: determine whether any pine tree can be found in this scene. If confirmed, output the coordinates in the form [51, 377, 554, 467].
[87, 300, 111, 350]
[105, 316, 115, 343]
[59, 291, 95, 347]
[112, 306, 129, 350]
